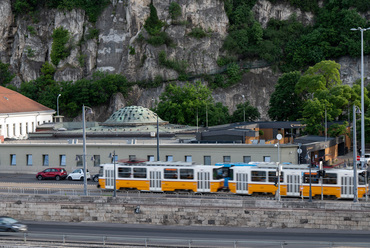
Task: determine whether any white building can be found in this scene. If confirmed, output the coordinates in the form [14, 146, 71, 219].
[0, 86, 55, 140]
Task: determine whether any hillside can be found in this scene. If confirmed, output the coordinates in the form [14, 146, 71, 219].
[0, 0, 369, 121]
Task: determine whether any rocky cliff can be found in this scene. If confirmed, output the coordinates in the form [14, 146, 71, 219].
[0, 0, 368, 121]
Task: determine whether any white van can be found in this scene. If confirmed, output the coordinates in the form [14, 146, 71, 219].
[67, 169, 91, 181]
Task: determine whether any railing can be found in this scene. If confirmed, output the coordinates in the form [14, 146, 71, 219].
[1, 232, 370, 247]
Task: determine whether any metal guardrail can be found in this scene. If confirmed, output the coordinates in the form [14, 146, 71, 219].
[1, 232, 370, 248]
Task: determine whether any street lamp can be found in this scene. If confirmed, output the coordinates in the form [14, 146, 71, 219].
[242, 95, 245, 122]
[152, 99, 160, 161]
[276, 134, 282, 202]
[353, 105, 361, 202]
[57, 94, 61, 116]
[351, 27, 370, 169]
[82, 105, 93, 196]
[109, 151, 117, 197]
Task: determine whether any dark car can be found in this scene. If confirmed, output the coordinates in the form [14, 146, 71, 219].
[0, 216, 27, 232]
[36, 168, 68, 181]
[92, 174, 99, 182]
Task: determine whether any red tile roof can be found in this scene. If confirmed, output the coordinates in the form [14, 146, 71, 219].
[0, 86, 53, 114]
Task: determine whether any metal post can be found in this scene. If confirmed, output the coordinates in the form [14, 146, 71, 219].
[325, 107, 327, 142]
[242, 95, 245, 122]
[82, 105, 87, 196]
[309, 162, 312, 202]
[157, 115, 160, 161]
[206, 102, 208, 128]
[113, 150, 116, 197]
[351, 27, 370, 170]
[57, 94, 61, 116]
[353, 105, 358, 202]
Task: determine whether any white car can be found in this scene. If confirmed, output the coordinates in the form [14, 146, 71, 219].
[67, 169, 91, 181]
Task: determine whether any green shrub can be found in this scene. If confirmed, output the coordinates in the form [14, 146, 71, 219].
[51, 27, 70, 66]
[129, 46, 135, 55]
[26, 47, 35, 57]
[147, 32, 173, 47]
[158, 50, 188, 76]
[169, 2, 181, 20]
[27, 26, 37, 36]
[226, 62, 242, 84]
[188, 27, 208, 39]
[0, 62, 15, 86]
[144, 2, 164, 36]
[86, 28, 99, 40]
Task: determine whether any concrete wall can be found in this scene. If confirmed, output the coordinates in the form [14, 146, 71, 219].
[0, 142, 299, 174]
[2, 194, 370, 230]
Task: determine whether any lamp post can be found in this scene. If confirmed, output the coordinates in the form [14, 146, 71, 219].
[109, 151, 117, 197]
[57, 94, 61, 116]
[82, 105, 93, 196]
[351, 27, 370, 170]
[353, 105, 361, 202]
[242, 95, 245, 122]
[152, 99, 160, 161]
[276, 134, 282, 202]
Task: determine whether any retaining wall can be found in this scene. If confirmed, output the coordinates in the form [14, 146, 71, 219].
[1, 194, 370, 230]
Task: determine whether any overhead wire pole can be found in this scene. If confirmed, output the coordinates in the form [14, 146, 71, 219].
[351, 27, 370, 170]
[82, 105, 87, 196]
[353, 105, 358, 202]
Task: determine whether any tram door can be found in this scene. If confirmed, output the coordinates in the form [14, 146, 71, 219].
[286, 173, 301, 197]
[197, 171, 210, 192]
[235, 173, 248, 194]
[340, 176, 354, 198]
[104, 167, 114, 190]
[149, 169, 162, 192]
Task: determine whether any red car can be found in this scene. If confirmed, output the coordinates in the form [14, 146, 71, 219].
[36, 168, 67, 181]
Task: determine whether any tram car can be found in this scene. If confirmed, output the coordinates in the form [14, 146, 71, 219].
[228, 162, 369, 199]
[98, 161, 225, 193]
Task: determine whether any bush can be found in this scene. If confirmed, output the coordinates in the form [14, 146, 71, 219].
[188, 27, 208, 39]
[50, 27, 70, 66]
[144, 2, 164, 36]
[169, 2, 181, 20]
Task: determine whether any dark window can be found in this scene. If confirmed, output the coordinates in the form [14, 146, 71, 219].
[164, 168, 178, 179]
[118, 167, 131, 178]
[303, 172, 319, 184]
[251, 171, 266, 182]
[323, 173, 337, 185]
[133, 168, 147, 178]
[268, 171, 283, 183]
[180, 169, 194, 179]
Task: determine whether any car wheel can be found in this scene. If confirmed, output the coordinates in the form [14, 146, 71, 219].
[55, 175, 60, 181]
[93, 176, 99, 182]
[68, 176, 72, 181]
[37, 175, 43, 180]
[80, 176, 84, 181]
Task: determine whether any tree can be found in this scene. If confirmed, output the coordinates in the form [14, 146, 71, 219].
[231, 101, 260, 122]
[268, 71, 303, 121]
[0, 62, 15, 86]
[155, 81, 231, 126]
[296, 60, 360, 136]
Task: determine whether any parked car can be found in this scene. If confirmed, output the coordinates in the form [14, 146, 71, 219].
[0, 216, 27, 232]
[67, 169, 91, 181]
[92, 174, 99, 182]
[36, 168, 68, 181]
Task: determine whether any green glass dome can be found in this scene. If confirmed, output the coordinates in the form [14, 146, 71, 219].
[103, 106, 167, 126]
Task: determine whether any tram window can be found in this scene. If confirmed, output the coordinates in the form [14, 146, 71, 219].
[133, 168, 147, 178]
[180, 169, 194, 179]
[303, 173, 319, 184]
[358, 172, 366, 185]
[322, 173, 337, 184]
[251, 171, 266, 182]
[268, 171, 283, 182]
[164, 168, 178, 179]
[118, 167, 131, 178]
[213, 168, 223, 179]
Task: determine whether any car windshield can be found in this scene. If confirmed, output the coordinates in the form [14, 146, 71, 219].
[1, 217, 18, 224]
[72, 169, 80, 173]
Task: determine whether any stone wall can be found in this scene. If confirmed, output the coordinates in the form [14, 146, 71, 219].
[2, 194, 370, 230]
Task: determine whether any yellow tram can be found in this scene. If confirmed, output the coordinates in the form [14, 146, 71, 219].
[99, 161, 225, 193]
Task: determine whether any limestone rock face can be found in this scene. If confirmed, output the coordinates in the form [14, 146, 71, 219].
[0, 0, 368, 121]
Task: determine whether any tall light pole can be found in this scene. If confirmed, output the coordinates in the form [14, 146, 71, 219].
[351, 27, 370, 169]
[82, 105, 93, 196]
[276, 134, 282, 202]
[242, 95, 245, 122]
[152, 99, 160, 161]
[109, 151, 117, 197]
[353, 105, 361, 202]
[57, 94, 61, 116]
